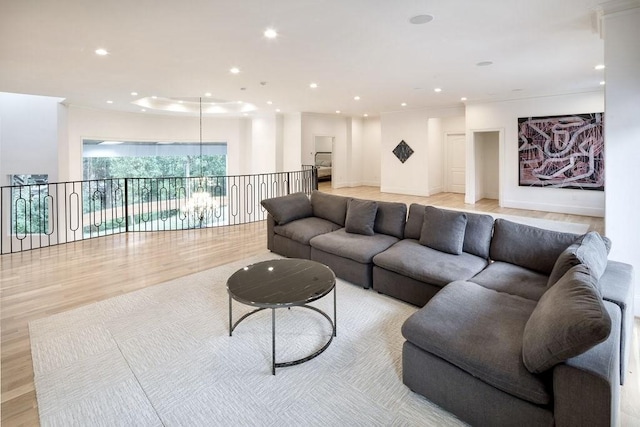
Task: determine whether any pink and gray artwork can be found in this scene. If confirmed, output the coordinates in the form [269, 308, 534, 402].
[518, 113, 604, 191]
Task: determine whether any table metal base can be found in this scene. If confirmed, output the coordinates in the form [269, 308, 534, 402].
[229, 287, 336, 375]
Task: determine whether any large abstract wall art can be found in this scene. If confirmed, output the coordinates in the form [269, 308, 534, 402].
[518, 113, 604, 191]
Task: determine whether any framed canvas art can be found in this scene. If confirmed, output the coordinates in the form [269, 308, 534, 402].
[518, 113, 604, 191]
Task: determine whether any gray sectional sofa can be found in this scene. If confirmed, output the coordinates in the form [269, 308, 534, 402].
[261, 190, 634, 426]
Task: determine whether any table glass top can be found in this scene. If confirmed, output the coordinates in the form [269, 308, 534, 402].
[227, 259, 336, 307]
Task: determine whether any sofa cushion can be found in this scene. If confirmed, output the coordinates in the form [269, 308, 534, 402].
[401, 281, 549, 405]
[469, 261, 549, 301]
[404, 203, 425, 239]
[490, 219, 579, 274]
[547, 231, 609, 288]
[274, 217, 341, 245]
[373, 201, 407, 239]
[345, 198, 378, 236]
[462, 212, 494, 259]
[405, 204, 493, 259]
[311, 190, 348, 226]
[373, 239, 488, 287]
[419, 206, 467, 255]
[260, 192, 312, 225]
[523, 264, 612, 374]
[309, 229, 399, 264]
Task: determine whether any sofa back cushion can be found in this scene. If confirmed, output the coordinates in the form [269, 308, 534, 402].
[547, 231, 609, 288]
[310, 190, 348, 226]
[260, 192, 312, 225]
[462, 212, 494, 259]
[374, 201, 407, 239]
[345, 198, 378, 236]
[404, 203, 425, 239]
[522, 264, 611, 373]
[419, 206, 467, 255]
[490, 219, 579, 274]
[405, 204, 493, 259]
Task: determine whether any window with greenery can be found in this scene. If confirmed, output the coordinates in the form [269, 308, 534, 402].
[11, 174, 50, 236]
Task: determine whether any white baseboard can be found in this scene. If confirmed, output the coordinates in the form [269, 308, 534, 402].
[360, 180, 380, 187]
[502, 199, 605, 217]
[380, 186, 430, 197]
[429, 186, 443, 195]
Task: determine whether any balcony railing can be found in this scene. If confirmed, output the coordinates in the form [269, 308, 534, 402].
[1, 167, 317, 254]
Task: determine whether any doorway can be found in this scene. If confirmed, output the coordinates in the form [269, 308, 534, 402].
[445, 133, 466, 193]
[470, 130, 501, 203]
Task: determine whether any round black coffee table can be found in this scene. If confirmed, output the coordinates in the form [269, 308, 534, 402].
[227, 258, 337, 375]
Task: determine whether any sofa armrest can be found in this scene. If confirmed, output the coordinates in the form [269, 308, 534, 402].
[600, 260, 634, 384]
[267, 214, 276, 251]
[553, 300, 621, 427]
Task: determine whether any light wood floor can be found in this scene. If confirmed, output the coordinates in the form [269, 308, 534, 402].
[1, 186, 636, 426]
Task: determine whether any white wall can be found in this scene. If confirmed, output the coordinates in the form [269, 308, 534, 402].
[601, 5, 640, 316]
[465, 92, 605, 216]
[427, 118, 443, 194]
[361, 117, 381, 186]
[0, 93, 64, 185]
[349, 117, 363, 187]
[250, 113, 277, 174]
[380, 107, 464, 196]
[282, 113, 302, 171]
[64, 106, 251, 180]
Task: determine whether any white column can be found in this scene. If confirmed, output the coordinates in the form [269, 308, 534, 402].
[601, 1, 640, 315]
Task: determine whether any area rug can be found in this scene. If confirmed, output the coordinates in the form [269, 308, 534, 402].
[30, 253, 464, 426]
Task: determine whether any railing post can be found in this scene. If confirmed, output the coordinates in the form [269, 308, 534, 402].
[124, 178, 130, 231]
[286, 172, 291, 195]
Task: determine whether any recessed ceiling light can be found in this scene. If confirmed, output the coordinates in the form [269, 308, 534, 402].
[267, 100, 273, 105]
[460, 97, 467, 101]
[401, 102, 407, 107]
[264, 28, 278, 39]
[230, 67, 240, 74]
[354, 96, 360, 101]
[276, 108, 281, 112]
[310, 83, 318, 89]
[131, 91, 138, 96]
[336, 110, 341, 114]
[178, 100, 183, 103]
[600, 81, 606, 85]
[204, 92, 212, 97]
[409, 14, 434, 25]
[595, 64, 605, 70]
[151, 95, 158, 99]
[106, 100, 113, 104]
[95, 48, 108, 56]
[141, 109, 146, 112]
[364, 113, 369, 117]
[434, 88, 442, 93]
[476, 61, 493, 67]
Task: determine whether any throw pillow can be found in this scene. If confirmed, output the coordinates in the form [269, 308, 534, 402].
[260, 192, 312, 225]
[345, 199, 378, 236]
[547, 231, 609, 288]
[419, 206, 467, 255]
[522, 264, 611, 374]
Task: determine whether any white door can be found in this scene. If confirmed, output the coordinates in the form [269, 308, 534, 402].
[446, 134, 466, 193]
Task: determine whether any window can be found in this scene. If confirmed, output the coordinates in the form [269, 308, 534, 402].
[82, 140, 227, 179]
[11, 174, 50, 235]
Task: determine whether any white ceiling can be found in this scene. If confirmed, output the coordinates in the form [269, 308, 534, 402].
[0, 0, 608, 117]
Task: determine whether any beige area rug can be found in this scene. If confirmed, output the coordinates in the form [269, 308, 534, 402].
[30, 253, 464, 426]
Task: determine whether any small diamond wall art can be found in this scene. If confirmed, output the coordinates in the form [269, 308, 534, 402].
[393, 140, 414, 163]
